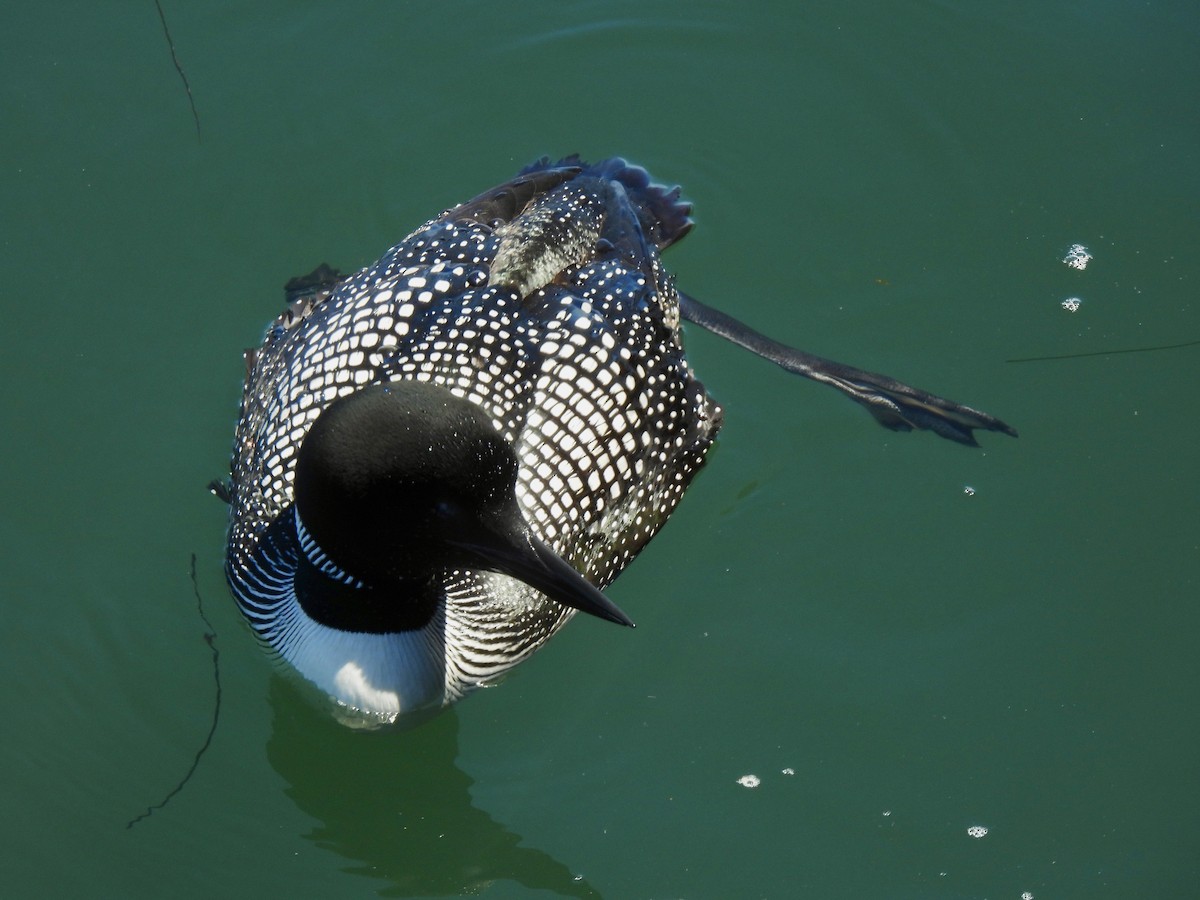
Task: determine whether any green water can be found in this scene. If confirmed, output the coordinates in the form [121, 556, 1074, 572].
[2, 2, 1196, 897]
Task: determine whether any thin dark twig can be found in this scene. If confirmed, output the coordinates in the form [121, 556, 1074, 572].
[127, 553, 221, 829]
[1006, 338, 1200, 363]
[154, 0, 202, 142]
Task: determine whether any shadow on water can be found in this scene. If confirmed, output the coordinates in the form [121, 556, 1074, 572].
[265, 677, 599, 898]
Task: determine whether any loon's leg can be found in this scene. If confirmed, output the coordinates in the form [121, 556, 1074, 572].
[677, 291, 1017, 447]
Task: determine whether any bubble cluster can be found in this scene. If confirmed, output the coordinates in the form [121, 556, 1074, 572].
[1063, 243, 1092, 269]
[737, 774, 761, 788]
[967, 825, 988, 838]
[1061, 297, 1082, 312]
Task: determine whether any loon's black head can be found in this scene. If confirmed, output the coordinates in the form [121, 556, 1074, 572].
[292, 379, 633, 632]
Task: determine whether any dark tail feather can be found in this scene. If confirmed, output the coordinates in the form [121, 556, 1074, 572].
[521, 156, 694, 250]
[677, 292, 1017, 447]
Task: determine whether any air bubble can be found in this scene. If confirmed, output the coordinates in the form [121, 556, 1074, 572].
[1063, 244, 1092, 269]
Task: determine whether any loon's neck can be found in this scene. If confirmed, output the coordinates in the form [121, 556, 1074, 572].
[292, 549, 440, 633]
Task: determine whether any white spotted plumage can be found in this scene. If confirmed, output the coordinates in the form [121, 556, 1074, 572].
[225, 159, 720, 724]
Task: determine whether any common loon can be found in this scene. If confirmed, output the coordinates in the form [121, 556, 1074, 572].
[223, 156, 1015, 725]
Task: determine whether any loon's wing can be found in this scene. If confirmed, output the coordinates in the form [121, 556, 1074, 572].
[677, 291, 1017, 447]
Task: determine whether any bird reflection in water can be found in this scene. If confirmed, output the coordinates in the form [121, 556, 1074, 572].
[264, 676, 600, 897]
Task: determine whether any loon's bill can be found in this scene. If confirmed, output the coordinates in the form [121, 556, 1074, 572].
[446, 528, 635, 628]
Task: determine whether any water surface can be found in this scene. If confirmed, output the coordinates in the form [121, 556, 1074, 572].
[2, 2, 1196, 896]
